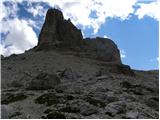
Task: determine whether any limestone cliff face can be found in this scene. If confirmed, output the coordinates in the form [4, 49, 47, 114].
[35, 8, 121, 63]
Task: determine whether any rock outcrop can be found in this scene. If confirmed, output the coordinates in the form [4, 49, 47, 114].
[35, 8, 121, 63]
[36, 9, 83, 51]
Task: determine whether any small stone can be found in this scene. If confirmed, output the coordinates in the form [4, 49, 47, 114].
[80, 104, 98, 116]
[59, 68, 79, 81]
[145, 96, 159, 111]
[85, 96, 106, 108]
[124, 111, 139, 119]
[9, 112, 22, 118]
[105, 101, 126, 116]
[67, 100, 98, 116]
[96, 75, 108, 80]
[1, 105, 14, 119]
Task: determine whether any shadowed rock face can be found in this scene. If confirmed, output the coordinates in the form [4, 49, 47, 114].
[35, 8, 121, 63]
[36, 8, 83, 51]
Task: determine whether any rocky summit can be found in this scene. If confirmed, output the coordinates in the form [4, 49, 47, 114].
[35, 8, 121, 63]
[1, 8, 159, 119]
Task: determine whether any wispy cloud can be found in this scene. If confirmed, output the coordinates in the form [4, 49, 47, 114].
[150, 57, 159, 62]
[27, 5, 46, 17]
[1, 18, 38, 56]
[103, 35, 108, 38]
[135, 0, 160, 20]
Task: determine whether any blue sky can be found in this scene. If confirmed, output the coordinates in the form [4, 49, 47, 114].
[0, 0, 159, 70]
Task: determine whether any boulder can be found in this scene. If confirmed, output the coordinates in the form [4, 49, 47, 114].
[58, 67, 81, 81]
[1, 105, 14, 119]
[145, 96, 159, 111]
[66, 100, 98, 116]
[123, 111, 139, 119]
[105, 101, 126, 117]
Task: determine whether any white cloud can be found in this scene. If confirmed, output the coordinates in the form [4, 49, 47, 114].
[103, 35, 108, 38]
[149, 57, 159, 62]
[120, 50, 126, 58]
[0, 0, 19, 21]
[0, 44, 24, 57]
[16, 0, 137, 34]
[0, 1, 6, 21]
[1, 18, 38, 57]
[135, 0, 160, 20]
[46, 0, 137, 33]
[150, 59, 154, 62]
[27, 5, 46, 17]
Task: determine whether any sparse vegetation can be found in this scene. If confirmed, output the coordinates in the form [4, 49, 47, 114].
[35, 93, 60, 106]
[46, 111, 66, 119]
[66, 95, 74, 100]
[59, 106, 80, 113]
[1, 93, 27, 104]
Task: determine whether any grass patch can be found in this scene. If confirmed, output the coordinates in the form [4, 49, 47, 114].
[66, 95, 74, 100]
[46, 111, 66, 119]
[35, 93, 60, 106]
[59, 106, 80, 113]
[1, 93, 27, 104]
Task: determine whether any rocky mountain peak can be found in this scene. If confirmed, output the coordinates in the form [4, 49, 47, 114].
[45, 8, 64, 23]
[35, 8, 121, 63]
[36, 8, 83, 51]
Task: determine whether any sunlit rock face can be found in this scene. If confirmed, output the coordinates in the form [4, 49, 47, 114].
[36, 8, 121, 63]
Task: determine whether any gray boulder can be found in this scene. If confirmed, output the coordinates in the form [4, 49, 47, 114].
[70, 100, 98, 116]
[145, 96, 159, 111]
[105, 101, 126, 117]
[1, 105, 14, 119]
[123, 111, 139, 119]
